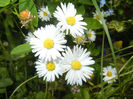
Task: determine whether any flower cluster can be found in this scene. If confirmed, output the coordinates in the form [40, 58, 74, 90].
[26, 2, 117, 86]
[26, 2, 96, 86]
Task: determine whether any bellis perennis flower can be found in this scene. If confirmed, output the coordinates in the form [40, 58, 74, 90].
[103, 66, 117, 83]
[27, 24, 67, 61]
[38, 6, 52, 21]
[35, 59, 64, 82]
[54, 3, 87, 38]
[86, 29, 96, 42]
[93, 10, 105, 24]
[61, 45, 95, 86]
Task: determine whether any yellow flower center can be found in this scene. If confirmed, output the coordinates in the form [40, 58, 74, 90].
[66, 17, 76, 26]
[88, 33, 92, 37]
[107, 72, 112, 77]
[43, 11, 47, 16]
[43, 38, 54, 49]
[76, 37, 82, 43]
[72, 60, 81, 70]
[46, 62, 55, 71]
[96, 15, 101, 20]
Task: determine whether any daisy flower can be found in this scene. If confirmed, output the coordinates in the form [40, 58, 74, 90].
[61, 45, 95, 86]
[27, 24, 67, 61]
[86, 29, 96, 42]
[74, 35, 87, 45]
[53, 3, 87, 38]
[103, 66, 117, 83]
[93, 10, 105, 24]
[38, 6, 52, 21]
[35, 59, 63, 82]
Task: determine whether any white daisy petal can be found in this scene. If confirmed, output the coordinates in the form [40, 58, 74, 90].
[54, 3, 87, 38]
[38, 6, 52, 21]
[61, 45, 95, 86]
[103, 66, 117, 83]
[35, 59, 64, 82]
[86, 29, 96, 42]
[26, 25, 67, 61]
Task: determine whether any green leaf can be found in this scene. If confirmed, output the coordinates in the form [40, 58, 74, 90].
[77, 5, 85, 15]
[0, 0, 10, 7]
[0, 88, 6, 93]
[0, 67, 8, 78]
[19, 0, 38, 27]
[91, 47, 101, 56]
[0, 78, 13, 88]
[47, 2, 58, 14]
[78, 0, 93, 5]
[85, 18, 102, 29]
[36, 91, 45, 99]
[83, 88, 90, 99]
[11, 43, 32, 55]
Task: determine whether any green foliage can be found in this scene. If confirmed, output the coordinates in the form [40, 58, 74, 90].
[0, 88, 6, 94]
[0, 0, 10, 7]
[11, 43, 32, 55]
[0, 78, 13, 88]
[85, 18, 102, 29]
[78, 0, 93, 5]
[82, 88, 91, 99]
[47, 2, 58, 14]
[77, 5, 85, 15]
[35, 91, 45, 99]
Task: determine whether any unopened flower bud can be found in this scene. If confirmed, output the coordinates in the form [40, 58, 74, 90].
[20, 10, 30, 20]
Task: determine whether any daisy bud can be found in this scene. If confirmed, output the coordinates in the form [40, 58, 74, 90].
[20, 10, 30, 20]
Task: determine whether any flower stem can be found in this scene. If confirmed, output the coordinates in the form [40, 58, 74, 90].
[45, 81, 48, 98]
[100, 31, 105, 98]
[92, 0, 116, 66]
[9, 75, 38, 99]
[119, 56, 133, 73]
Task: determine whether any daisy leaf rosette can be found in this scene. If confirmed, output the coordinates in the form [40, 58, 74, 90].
[53, 2, 87, 38]
[103, 66, 117, 83]
[38, 6, 52, 21]
[27, 24, 67, 61]
[61, 45, 95, 86]
[35, 59, 64, 82]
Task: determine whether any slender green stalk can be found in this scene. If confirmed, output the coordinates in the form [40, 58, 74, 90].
[100, 32, 105, 99]
[14, 19, 26, 38]
[97, 52, 133, 62]
[119, 56, 133, 73]
[5, 88, 8, 99]
[9, 75, 38, 99]
[45, 81, 48, 98]
[96, 45, 133, 61]
[118, 52, 133, 58]
[92, 0, 116, 65]
[52, 88, 54, 99]
[120, 67, 133, 77]
[91, 0, 119, 97]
